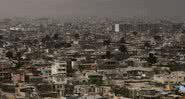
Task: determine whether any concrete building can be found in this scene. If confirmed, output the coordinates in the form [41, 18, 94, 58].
[51, 60, 68, 96]
[153, 71, 185, 84]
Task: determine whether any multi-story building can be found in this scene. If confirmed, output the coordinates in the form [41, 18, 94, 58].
[51, 60, 68, 96]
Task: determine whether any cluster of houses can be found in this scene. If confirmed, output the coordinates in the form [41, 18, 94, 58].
[0, 18, 185, 99]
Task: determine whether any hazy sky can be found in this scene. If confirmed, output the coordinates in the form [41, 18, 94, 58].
[0, 0, 184, 18]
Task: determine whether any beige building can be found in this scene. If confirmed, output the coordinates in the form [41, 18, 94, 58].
[51, 60, 68, 96]
[153, 71, 185, 84]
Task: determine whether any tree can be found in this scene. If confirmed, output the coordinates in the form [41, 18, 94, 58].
[119, 37, 126, 43]
[144, 42, 151, 49]
[79, 65, 85, 72]
[105, 51, 111, 59]
[0, 35, 4, 39]
[119, 45, 128, 53]
[64, 43, 71, 48]
[6, 50, 26, 69]
[103, 39, 111, 46]
[153, 35, 161, 41]
[42, 35, 51, 43]
[6, 51, 14, 59]
[112, 86, 130, 97]
[132, 31, 138, 35]
[147, 53, 157, 65]
[52, 33, 59, 40]
[118, 45, 129, 60]
[33, 39, 39, 45]
[74, 33, 80, 39]
[182, 29, 185, 33]
[88, 75, 103, 86]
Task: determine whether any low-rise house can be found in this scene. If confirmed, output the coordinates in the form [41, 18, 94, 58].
[36, 83, 57, 98]
[12, 72, 25, 83]
[126, 82, 162, 99]
[97, 59, 119, 76]
[74, 85, 109, 96]
[0, 72, 12, 82]
[125, 66, 153, 79]
[153, 71, 185, 84]
[78, 61, 97, 71]
[0, 63, 12, 82]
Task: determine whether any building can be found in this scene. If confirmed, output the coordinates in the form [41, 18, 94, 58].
[51, 60, 68, 96]
[153, 71, 185, 84]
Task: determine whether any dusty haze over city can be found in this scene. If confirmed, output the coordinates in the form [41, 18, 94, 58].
[0, 0, 184, 19]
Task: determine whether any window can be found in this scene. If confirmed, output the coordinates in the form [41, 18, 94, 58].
[61, 78, 65, 81]
[57, 78, 60, 82]
[20, 88, 27, 92]
[60, 64, 66, 67]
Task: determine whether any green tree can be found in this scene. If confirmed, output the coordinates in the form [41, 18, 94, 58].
[147, 53, 157, 65]
[103, 39, 111, 46]
[6, 50, 26, 69]
[119, 37, 126, 43]
[119, 45, 128, 53]
[112, 86, 130, 97]
[52, 33, 59, 40]
[74, 33, 80, 39]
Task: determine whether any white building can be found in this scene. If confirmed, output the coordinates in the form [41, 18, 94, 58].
[115, 24, 120, 32]
[51, 60, 68, 96]
[51, 61, 67, 75]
